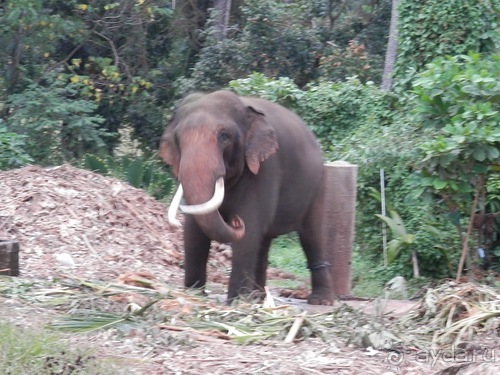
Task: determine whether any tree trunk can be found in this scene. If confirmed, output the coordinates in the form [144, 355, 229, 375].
[213, 0, 232, 41]
[381, 0, 399, 91]
[456, 176, 484, 282]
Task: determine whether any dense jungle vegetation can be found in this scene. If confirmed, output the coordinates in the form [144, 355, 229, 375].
[0, 0, 499, 293]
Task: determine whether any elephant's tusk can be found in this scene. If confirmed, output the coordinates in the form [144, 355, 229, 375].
[179, 177, 225, 215]
[167, 183, 184, 228]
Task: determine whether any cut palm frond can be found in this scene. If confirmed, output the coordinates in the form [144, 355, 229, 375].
[49, 310, 139, 333]
[399, 281, 499, 347]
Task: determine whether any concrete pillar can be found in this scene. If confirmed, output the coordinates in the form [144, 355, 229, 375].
[323, 161, 357, 297]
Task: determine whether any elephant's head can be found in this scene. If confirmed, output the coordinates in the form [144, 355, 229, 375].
[159, 91, 279, 243]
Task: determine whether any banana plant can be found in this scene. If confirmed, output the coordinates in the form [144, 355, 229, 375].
[375, 210, 420, 278]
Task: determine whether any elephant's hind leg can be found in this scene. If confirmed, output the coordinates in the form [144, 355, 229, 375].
[299, 231, 334, 305]
[298, 184, 334, 305]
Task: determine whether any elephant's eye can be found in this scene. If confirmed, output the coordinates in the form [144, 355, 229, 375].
[218, 130, 231, 143]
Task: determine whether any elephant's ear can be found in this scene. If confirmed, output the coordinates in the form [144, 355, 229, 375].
[159, 122, 180, 177]
[245, 106, 279, 175]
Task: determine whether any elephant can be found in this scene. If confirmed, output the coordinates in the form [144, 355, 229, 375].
[159, 90, 333, 305]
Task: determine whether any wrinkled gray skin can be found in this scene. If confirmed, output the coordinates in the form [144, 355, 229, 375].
[160, 90, 333, 305]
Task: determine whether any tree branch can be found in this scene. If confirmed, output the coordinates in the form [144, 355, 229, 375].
[93, 31, 120, 67]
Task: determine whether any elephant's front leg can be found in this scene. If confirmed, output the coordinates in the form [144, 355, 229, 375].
[183, 215, 211, 290]
[227, 233, 265, 303]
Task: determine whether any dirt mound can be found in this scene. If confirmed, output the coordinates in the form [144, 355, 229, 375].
[0, 164, 184, 282]
[0, 164, 297, 293]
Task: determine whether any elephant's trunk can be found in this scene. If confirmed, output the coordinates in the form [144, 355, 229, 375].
[168, 176, 245, 244]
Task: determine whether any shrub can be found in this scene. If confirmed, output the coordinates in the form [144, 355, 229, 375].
[0, 124, 32, 169]
[5, 76, 108, 166]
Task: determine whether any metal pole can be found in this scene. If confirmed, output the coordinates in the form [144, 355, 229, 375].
[380, 169, 388, 267]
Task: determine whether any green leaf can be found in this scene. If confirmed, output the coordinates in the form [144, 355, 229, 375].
[387, 240, 402, 264]
[433, 179, 448, 190]
[49, 310, 138, 333]
[473, 147, 486, 161]
[486, 146, 499, 160]
[375, 211, 408, 239]
[126, 159, 144, 188]
[84, 154, 109, 174]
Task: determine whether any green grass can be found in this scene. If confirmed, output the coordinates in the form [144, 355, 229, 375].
[268, 235, 393, 299]
[268, 234, 309, 279]
[268, 235, 433, 299]
[0, 321, 116, 374]
[350, 251, 386, 298]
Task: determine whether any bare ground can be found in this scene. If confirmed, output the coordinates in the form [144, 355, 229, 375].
[1, 165, 498, 374]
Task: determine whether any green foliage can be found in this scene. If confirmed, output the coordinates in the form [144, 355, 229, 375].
[83, 154, 174, 200]
[395, 0, 498, 84]
[318, 40, 383, 83]
[0, 125, 32, 169]
[191, 0, 321, 90]
[229, 73, 303, 110]
[0, 321, 113, 374]
[190, 0, 388, 91]
[299, 78, 395, 154]
[412, 53, 500, 206]
[229, 74, 395, 156]
[485, 172, 500, 213]
[5, 77, 108, 165]
[0, 0, 84, 94]
[0, 0, 175, 163]
[332, 90, 463, 279]
[375, 210, 415, 264]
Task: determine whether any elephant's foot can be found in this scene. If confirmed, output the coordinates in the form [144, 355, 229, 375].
[226, 289, 266, 305]
[308, 263, 334, 305]
[307, 288, 334, 306]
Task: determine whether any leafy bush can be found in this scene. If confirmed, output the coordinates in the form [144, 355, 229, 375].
[330, 89, 464, 279]
[411, 53, 500, 207]
[229, 73, 303, 110]
[299, 77, 395, 154]
[0, 124, 32, 169]
[5, 76, 109, 166]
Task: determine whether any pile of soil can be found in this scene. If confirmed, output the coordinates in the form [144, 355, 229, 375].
[0, 164, 183, 282]
[0, 164, 241, 288]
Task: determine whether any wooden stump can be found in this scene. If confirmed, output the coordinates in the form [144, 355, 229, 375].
[0, 240, 19, 276]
